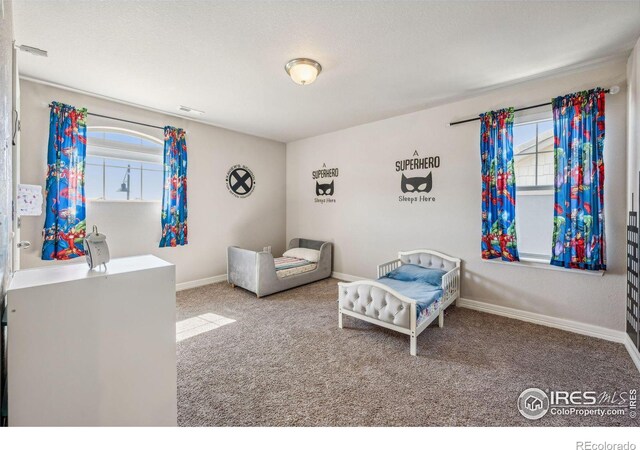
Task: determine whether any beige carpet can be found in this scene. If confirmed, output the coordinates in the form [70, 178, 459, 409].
[176, 278, 640, 426]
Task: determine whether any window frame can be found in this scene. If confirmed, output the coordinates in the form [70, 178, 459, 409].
[513, 110, 555, 261]
[513, 114, 554, 193]
[85, 127, 164, 203]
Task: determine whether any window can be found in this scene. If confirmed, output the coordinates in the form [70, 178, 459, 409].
[85, 127, 163, 201]
[514, 116, 554, 260]
[514, 118, 554, 189]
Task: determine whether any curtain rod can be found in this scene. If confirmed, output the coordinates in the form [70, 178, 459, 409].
[48, 103, 165, 130]
[448, 88, 612, 127]
[86, 111, 165, 131]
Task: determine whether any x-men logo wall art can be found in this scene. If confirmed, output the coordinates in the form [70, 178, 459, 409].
[226, 164, 255, 198]
[312, 163, 338, 204]
[396, 151, 440, 204]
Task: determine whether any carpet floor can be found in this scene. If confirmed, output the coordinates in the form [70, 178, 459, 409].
[176, 278, 640, 426]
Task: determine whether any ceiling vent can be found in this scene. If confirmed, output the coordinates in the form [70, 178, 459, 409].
[16, 44, 48, 57]
[178, 105, 204, 115]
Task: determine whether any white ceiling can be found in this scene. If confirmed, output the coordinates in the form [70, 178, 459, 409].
[13, 0, 640, 143]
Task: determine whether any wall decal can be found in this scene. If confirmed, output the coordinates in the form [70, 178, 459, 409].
[401, 173, 432, 193]
[226, 164, 255, 198]
[316, 180, 334, 196]
[312, 163, 338, 204]
[395, 151, 440, 204]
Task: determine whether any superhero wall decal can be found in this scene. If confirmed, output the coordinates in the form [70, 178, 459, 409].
[396, 151, 440, 204]
[308, 153, 439, 204]
[312, 164, 338, 204]
[401, 172, 432, 193]
[316, 180, 334, 196]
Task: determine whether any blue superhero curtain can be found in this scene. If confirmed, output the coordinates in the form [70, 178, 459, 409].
[42, 102, 87, 260]
[159, 126, 188, 247]
[480, 108, 519, 261]
[551, 89, 606, 271]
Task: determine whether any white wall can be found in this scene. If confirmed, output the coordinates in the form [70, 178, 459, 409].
[287, 60, 628, 331]
[19, 80, 287, 284]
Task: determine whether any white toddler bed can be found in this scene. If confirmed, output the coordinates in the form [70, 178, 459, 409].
[338, 250, 460, 356]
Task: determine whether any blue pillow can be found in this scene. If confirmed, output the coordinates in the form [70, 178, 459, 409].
[386, 264, 447, 286]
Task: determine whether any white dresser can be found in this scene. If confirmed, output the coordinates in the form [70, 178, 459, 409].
[6, 255, 177, 426]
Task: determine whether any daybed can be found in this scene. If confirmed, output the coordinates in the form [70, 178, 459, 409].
[227, 238, 332, 297]
[338, 250, 460, 356]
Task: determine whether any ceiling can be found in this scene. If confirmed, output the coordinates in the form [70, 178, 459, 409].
[13, 0, 640, 143]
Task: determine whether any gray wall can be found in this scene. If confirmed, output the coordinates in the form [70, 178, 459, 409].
[287, 60, 628, 332]
[19, 80, 287, 285]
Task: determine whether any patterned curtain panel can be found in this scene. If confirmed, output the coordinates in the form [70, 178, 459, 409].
[480, 108, 519, 261]
[551, 89, 606, 271]
[42, 102, 87, 260]
[159, 126, 188, 247]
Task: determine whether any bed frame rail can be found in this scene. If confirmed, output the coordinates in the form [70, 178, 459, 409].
[442, 267, 460, 305]
[377, 259, 402, 278]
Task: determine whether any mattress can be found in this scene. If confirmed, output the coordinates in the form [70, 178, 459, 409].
[274, 256, 317, 278]
[376, 277, 442, 323]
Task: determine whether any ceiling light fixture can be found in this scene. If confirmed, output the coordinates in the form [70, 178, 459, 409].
[178, 105, 205, 115]
[16, 44, 48, 57]
[285, 58, 322, 86]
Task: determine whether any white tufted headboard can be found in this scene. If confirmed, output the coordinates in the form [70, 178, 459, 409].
[398, 249, 460, 272]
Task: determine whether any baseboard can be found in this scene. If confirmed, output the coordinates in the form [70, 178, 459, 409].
[176, 271, 364, 290]
[331, 271, 366, 282]
[176, 274, 227, 291]
[459, 297, 640, 373]
[457, 297, 625, 343]
[623, 335, 640, 373]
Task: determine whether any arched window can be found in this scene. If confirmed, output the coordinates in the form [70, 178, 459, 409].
[85, 127, 164, 201]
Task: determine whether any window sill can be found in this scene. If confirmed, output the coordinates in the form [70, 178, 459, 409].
[482, 257, 605, 277]
[516, 189, 554, 196]
[87, 199, 161, 204]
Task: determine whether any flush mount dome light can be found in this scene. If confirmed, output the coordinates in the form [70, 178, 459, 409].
[285, 58, 322, 85]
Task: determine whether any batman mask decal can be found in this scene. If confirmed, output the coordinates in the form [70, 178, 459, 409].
[316, 180, 334, 196]
[401, 172, 432, 193]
